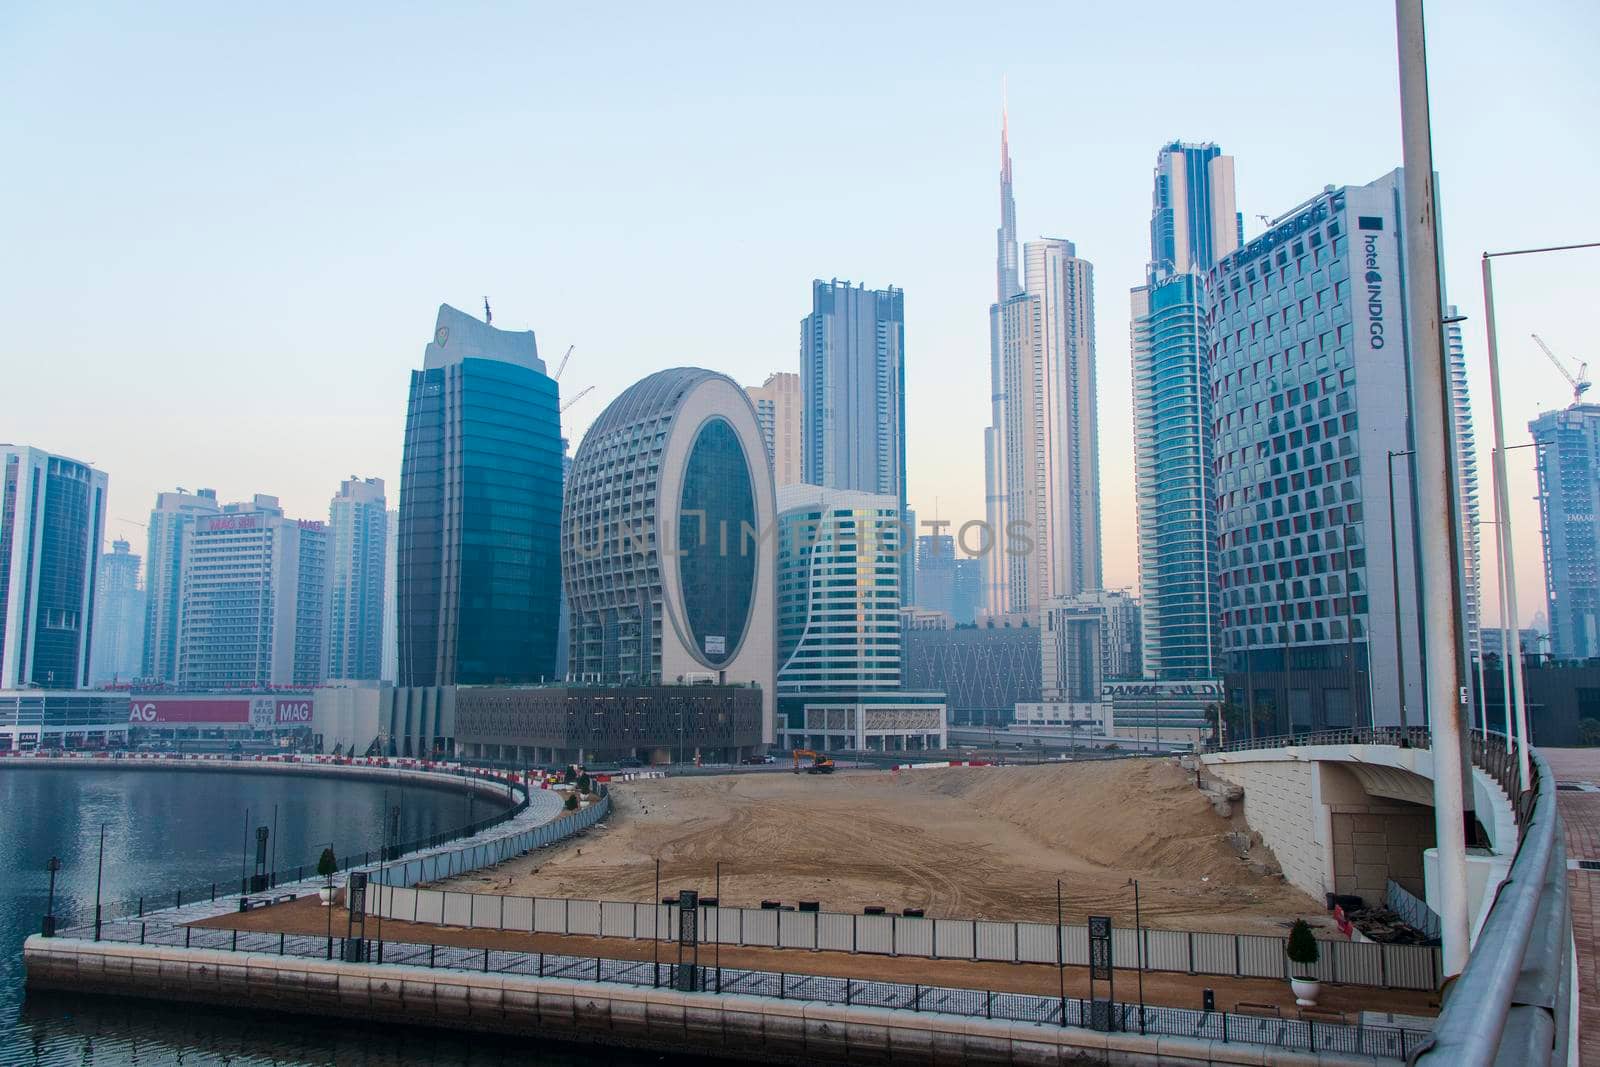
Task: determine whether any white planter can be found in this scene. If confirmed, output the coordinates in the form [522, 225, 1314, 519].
[1290, 977, 1321, 1007]
[319, 885, 335, 907]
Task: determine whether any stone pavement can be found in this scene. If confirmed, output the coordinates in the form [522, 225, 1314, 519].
[1542, 748, 1600, 1065]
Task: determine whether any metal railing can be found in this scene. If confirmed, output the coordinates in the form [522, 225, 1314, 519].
[46, 762, 532, 932]
[1411, 749, 1573, 1067]
[68, 919, 1432, 1060]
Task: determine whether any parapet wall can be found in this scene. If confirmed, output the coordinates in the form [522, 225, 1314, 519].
[22, 936, 1390, 1067]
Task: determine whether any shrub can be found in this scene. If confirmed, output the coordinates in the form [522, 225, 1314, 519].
[1286, 918, 1320, 968]
[317, 847, 338, 880]
[564, 793, 579, 811]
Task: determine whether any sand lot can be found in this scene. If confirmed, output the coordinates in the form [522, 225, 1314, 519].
[439, 759, 1324, 936]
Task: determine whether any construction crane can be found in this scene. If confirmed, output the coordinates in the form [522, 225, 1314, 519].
[553, 345, 575, 381]
[560, 384, 594, 414]
[1532, 334, 1591, 405]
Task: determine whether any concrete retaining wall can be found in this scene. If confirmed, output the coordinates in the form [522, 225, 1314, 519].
[23, 936, 1390, 1066]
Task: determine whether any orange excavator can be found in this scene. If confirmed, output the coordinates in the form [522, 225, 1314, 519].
[791, 748, 835, 775]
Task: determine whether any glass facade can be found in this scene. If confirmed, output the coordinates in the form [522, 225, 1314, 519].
[1132, 273, 1217, 678]
[677, 418, 757, 667]
[1531, 404, 1600, 659]
[0, 447, 106, 690]
[399, 352, 563, 686]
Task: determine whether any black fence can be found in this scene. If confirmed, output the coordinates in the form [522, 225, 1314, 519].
[76, 920, 1431, 1060]
[47, 765, 530, 932]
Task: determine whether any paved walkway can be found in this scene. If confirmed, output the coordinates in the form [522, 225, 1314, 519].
[1542, 748, 1600, 1065]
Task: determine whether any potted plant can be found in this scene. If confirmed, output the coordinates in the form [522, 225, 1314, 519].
[317, 847, 338, 906]
[1286, 918, 1321, 1005]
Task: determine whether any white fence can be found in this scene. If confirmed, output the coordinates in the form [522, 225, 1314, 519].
[363, 793, 611, 888]
[365, 879, 1439, 990]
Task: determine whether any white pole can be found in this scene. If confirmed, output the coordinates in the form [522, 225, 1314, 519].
[1395, 0, 1473, 978]
[1481, 263, 1532, 791]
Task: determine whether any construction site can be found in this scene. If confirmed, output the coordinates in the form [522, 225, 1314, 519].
[436, 758, 1321, 937]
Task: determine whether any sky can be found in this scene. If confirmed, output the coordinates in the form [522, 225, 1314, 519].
[2, 1, 1596, 628]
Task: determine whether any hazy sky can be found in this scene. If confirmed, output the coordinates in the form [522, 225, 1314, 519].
[3, 1, 1596, 627]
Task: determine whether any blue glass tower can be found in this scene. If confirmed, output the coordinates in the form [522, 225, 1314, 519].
[1130, 142, 1239, 679]
[397, 304, 563, 686]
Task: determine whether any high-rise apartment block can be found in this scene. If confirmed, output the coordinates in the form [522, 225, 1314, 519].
[142, 487, 219, 683]
[176, 494, 327, 689]
[1530, 402, 1600, 659]
[398, 304, 563, 687]
[1446, 307, 1482, 657]
[327, 476, 387, 681]
[776, 485, 904, 693]
[746, 371, 803, 487]
[801, 280, 907, 509]
[1040, 589, 1143, 702]
[381, 508, 397, 683]
[0, 445, 108, 689]
[1210, 170, 1448, 730]
[1131, 142, 1239, 680]
[984, 113, 1101, 616]
[91, 539, 145, 685]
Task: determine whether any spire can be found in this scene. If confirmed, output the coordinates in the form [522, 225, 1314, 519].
[996, 83, 1021, 302]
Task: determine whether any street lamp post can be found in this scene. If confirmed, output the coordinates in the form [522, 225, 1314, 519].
[1481, 241, 1600, 791]
[1386, 450, 1415, 728]
[1126, 878, 1144, 1034]
[93, 824, 106, 942]
[43, 856, 61, 937]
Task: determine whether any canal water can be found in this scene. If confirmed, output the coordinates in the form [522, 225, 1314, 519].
[0, 766, 682, 1066]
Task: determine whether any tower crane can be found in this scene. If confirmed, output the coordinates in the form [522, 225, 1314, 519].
[553, 345, 575, 381]
[1532, 333, 1591, 406]
[560, 384, 594, 414]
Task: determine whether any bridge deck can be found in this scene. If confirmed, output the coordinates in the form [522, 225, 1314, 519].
[1543, 747, 1600, 1065]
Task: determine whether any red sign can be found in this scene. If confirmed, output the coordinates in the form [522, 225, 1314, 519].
[128, 699, 250, 724]
[275, 699, 313, 724]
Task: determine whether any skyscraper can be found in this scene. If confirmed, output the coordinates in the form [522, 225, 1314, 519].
[1530, 402, 1600, 659]
[776, 485, 904, 692]
[327, 476, 387, 681]
[983, 111, 1101, 615]
[0, 445, 108, 689]
[397, 304, 563, 687]
[176, 494, 328, 689]
[746, 371, 803, 487]
[563, 368, 776, 736]
[801, 279, 907, 507]
[91, 538, 145, 685]
[1446, 307, 1482, 657]
[1210, 170, 1451, 730]
[142, 487, 219, 684]
[381, 508, 397, 683]
[1130, 142, 1240, 679]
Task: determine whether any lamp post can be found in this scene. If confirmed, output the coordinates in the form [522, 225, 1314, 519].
[1386, 449, 1415, 728]
[1126, 878, 1144, 1034]
[93, 823, 105, 941]
[1481, 241, 1600, 791]
[1055, 879, 1066, 1027]
[43, 856, 61, 937]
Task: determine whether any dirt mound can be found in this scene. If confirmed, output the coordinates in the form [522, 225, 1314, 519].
[449, 759, 1319, 935]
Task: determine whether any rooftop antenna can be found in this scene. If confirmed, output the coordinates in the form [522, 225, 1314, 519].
[483, 296, 492, 324]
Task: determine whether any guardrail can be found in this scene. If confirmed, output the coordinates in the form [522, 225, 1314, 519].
[361, 882, 1441, 991]
[69, 919, 1433, 1060]
[1411, 749, 1573, 1067]
[1385, 879, 1442, 943]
